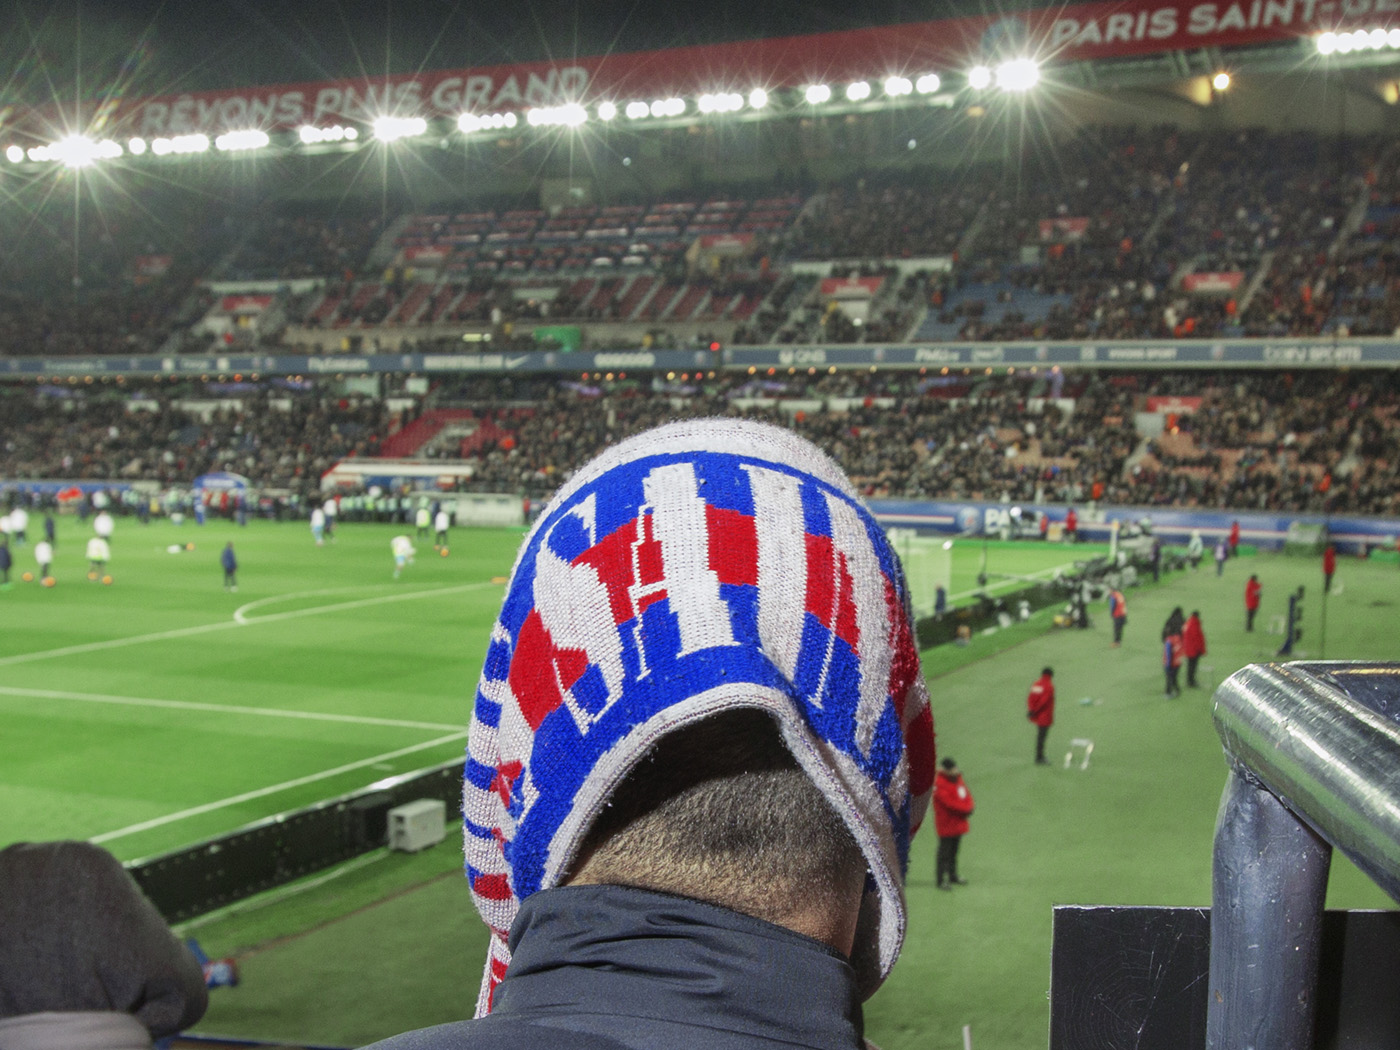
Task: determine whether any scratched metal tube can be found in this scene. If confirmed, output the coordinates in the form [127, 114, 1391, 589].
[1208, 661, 1400, 1049]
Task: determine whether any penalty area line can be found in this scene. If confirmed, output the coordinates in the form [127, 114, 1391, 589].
[233, 580, 497, 625]
[0, 581, 500, 668]
[91, 731, 468, 845]
[0, 686, 462, 733]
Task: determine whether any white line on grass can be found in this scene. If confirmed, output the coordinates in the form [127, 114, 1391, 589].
[90, 731, 468, 845]
[949, 561, 1073, 603]
[230, 584, 413, 622]
[0, 581, 499, 668]
[0, 686, 463, 732]
[232, 581, 496, 625]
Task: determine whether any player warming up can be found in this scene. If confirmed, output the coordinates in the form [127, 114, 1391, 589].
[391, 535, 416, 578]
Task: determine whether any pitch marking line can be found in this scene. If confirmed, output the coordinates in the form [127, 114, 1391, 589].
[0, 686, 463, 732]
[0, 581, 499, 668]
[231, 581, 495, 624]
[949, 561, 1072, 603]
[90, 731, 468, 845]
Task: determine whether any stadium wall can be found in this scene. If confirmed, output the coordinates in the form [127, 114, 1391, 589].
[7, 337, 1400, 380]
[869, 500, 1400, 556]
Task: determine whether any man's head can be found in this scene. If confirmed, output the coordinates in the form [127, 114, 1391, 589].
[1043, 666, 1054, 678]
[939, 756, 958, 777]
[462, 418, 934, 1013]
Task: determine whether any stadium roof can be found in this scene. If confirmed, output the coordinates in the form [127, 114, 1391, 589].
[5, 0, 1400, 173]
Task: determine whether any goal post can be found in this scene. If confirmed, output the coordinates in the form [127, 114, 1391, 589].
[887, 528, 953, 618]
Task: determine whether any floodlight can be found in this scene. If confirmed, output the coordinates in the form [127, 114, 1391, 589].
[1336, 32, 1356, 53]
[5, 145, 24, 163]
[748, 88, 768, 109]
[150, 133, 209, 156]
[968, 66, 993, 90]
[699, 92, 743, 114]
[1212, 71, 1231, 91]
[1316, 31, 1338, 54]
[650, 97, 684, 117]
[1371, 27, 1389, 48]
[597, 101, 618, 120]
[884, 75, 913, 96]
[1390, 28, 1400, 46]
[372, 115, 427, 142]
[27, 145, 52, 162]
[52, 135, 101, 168]
[995, 58, 1040, 92]
[846, 80, 872, 101]
[215, 129, 270, 152]
[626, 101, 650, 119]
[805, 84, 832, 104]
[128, 137, 147, 155]
[527, 103, 587, 127]
[915, 73, 942, 94]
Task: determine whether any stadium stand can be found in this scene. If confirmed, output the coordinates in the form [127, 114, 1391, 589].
[7, 368, 1398, 519]
[6, 127, 1400, 357]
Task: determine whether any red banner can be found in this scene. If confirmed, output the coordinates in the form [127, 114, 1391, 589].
[219, 294, 273, 314]
[1182, 271, 1244, 293]
[696, 233, 756, 252]
[821, 276, 885, 298]
[1146, 396, 1204, 412]
[133, 254, 173, 277]
[1038, 217, 1090, 242]
[32, 0, 1396, 137]
[403, 246, 450, 263]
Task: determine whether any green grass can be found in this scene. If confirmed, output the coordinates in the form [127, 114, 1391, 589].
[0, 517, 522, 861]
[3, 521, 1396, 1048]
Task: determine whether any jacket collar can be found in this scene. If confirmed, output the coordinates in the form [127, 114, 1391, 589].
[496, 884, 865, 1050]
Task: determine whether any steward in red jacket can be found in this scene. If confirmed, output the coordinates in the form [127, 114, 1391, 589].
[1182, 611, 1207, 689]
[1245, 575, 1262, 631]
[1323, 544, 1337, 593]
[1027, 668, 1055, 764]
[933, 758, 974, 889]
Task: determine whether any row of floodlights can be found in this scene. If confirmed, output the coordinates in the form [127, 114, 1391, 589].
[6, 129, 279, 166]
[1316, 27, 1400, 54]
[5, 63, 1042, 166]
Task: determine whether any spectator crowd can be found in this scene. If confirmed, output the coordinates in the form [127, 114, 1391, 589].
[6, 368, 1400, 520]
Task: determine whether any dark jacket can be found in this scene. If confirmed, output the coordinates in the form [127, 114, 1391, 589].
[0, 841, 208, 1039]
[360, 884, 866, 1050]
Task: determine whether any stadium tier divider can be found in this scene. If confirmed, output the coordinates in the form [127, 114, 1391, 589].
[126, 760, 465, 923]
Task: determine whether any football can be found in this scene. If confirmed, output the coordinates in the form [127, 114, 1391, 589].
[42, 576, 55, 587]
[21, 572, 33, 582]
[88, 571, 99, 581]
[440, 547, 449, 557]
[102, 575, 113, 585]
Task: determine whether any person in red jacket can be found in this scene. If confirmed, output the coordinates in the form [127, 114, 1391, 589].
[933, 757, 975, 890]
[1229, 520, 1241, 556]
[1182, 610, 1207, 688]
[1064, 508, 1078, 543]
[1323, 543, 1337, 593]
[1027, 667, 1055, 765]
[1244, 574, 1262, 631]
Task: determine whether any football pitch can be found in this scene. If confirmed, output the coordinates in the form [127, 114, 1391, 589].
[3, 517, 1397, 1048]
